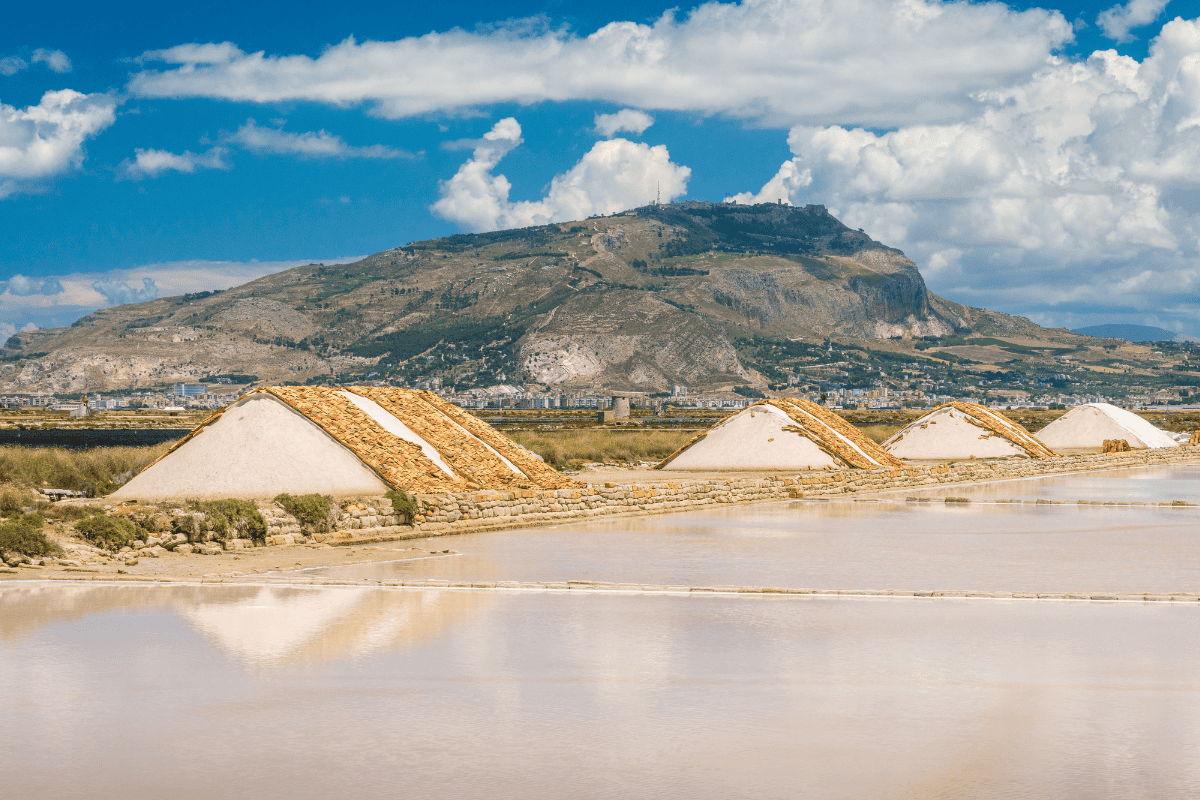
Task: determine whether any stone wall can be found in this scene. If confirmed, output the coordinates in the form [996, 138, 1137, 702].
[245, 445, 1200, 548]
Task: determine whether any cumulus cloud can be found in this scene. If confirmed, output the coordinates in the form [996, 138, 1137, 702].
[727, 17, 1200, 331]
[91, 276, 159, 306]
[31, 49, 71, 73]
[2, 275, 64, 296]
[1097, 0, 1171, 42]
[432, 117, 689, 231]
[225, 119, 413, 158]
[128, 0, 1073, 128]
[594, 109, 654, 138]
[120, 146, 230, 179]
[0, 90, 117, 198]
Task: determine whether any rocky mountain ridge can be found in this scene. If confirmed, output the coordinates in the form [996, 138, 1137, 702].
[1, 202, 1078, 394]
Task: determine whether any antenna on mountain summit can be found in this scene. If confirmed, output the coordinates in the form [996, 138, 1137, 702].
[656, 181, 660, 206]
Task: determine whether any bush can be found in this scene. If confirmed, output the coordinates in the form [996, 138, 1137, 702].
[385, 489, 417, 524]
[191, 499, 267, 542]
[74, 514, 138, 552]
[0, 483, 33, 515]
[0, 443, 170, 496]
[506, 429, 694, 469]
[0, 513, 59, 558]
[45, 503, 107, 522]
[274, 493, 333, 531]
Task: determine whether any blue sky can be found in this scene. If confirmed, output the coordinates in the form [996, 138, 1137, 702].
[2, 0, 1197, 338]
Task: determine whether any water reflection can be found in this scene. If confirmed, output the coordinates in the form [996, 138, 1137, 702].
[303, 501, 1200, 594]
[0, 584, 487, 667]
[2, 590, 1198, 799]
[181, 586, 486, 666]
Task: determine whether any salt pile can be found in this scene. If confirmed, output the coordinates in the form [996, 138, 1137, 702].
[1034, 402, 1179, 452]
[884, 402, 1055, 461]
[657, 398, 901, 471]
[111, 386, 576, 501]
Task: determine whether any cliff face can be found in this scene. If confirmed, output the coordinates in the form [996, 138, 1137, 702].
[0, 202, 1056, 393]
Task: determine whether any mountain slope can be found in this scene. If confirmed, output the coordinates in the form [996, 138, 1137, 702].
[0, 202, 1073, 394]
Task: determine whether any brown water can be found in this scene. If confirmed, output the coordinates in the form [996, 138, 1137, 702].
[2, 583, 1200, 799]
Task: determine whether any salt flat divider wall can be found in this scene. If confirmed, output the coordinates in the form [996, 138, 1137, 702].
[255, 445, 1200, 547]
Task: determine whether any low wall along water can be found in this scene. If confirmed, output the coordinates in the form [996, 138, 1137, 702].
[244, 445, 1200, 549]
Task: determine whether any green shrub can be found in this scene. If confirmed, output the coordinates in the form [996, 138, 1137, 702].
[274, 493, 333, 531]
[44, 504, 106, 521]
[191, 499, 267, 542]
[74, 514, 139, 551]
[385, 489, 417, 524]
[0, 513, 59, 558]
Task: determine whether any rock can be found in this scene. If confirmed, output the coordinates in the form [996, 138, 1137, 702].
[131, 540, 145, 550]
[144, 545, 166, 558]
[175, 544, 195, 555]
[124, 558, 139, 566]
[200, 544, 222, 556]
[59, 559, 82, 567]
[145, 536, 162, 548]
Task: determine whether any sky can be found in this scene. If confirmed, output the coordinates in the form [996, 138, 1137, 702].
[2, 0, 1198, 339]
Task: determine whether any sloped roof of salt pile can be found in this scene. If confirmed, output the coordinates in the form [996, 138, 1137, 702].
[656, 398, 902, 471]
[110, 386, 578, 501]
[883, 402, 1056, 461]
[1034, 402, 1179, 451]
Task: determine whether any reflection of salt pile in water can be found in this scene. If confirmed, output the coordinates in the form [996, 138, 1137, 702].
[180, 586, 485, 666]
[111, 385, 576, 501]
[884, 402, 1056, 461]
[1034, 402, 1179, 452]
[657, 398, 901, 470]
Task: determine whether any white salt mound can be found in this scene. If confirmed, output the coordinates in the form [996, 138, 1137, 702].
[111, 393, 391, 501]
[884, 405, 1040, 460]
[1034, 402, 1179, 451]
[661, 404, 839, 470]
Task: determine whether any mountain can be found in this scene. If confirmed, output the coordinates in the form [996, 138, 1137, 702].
[1, 202, 1087, 395]
[1071, 324, 1179, 343]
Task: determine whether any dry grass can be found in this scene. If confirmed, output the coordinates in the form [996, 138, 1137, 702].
[854, 423, 905, 444]
[508, 428, 695, 469]
[0, 443, 172, 496]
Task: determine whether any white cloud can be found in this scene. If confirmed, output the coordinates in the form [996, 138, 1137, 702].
[1097, 0, 1171, 42]
[120, 146, 230, 179]
[431, 117, 689, 231]
[594, 109, 654, 138]
[128, 0, 1073, 128]
[225, 119, 413, 158]
[31, 49, 71, 73]
[91, 276, 159, 306]
[3, 275, 64, 296]
[0, 90, 117, 197]
[0, 56, 26, 76]
[0, 256, 364, 334]
[727, 17, 1200, 331]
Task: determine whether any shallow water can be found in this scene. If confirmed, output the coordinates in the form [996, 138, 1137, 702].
[302, 466, 1200, 594]
[5, 464, 1200, 798]
[2, 584, 1199, 799]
